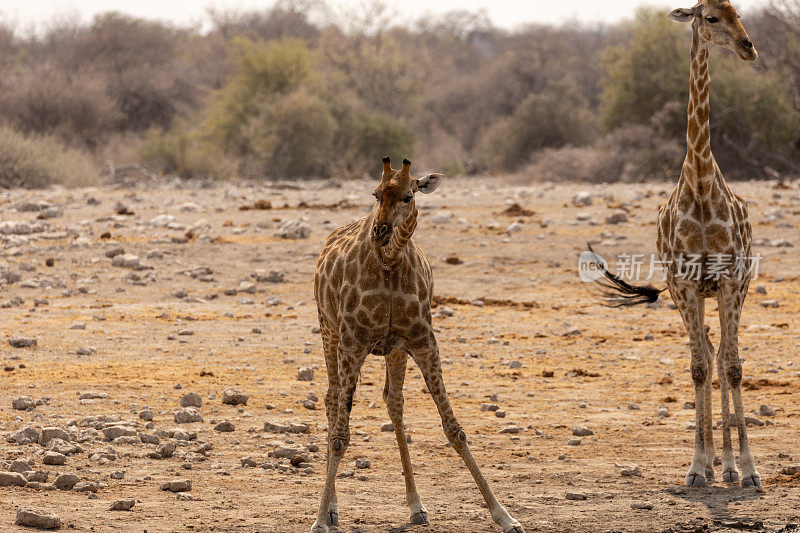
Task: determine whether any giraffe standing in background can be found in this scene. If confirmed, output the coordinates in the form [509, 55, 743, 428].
[589, 0, 761, 488]
[311, 157, 524, 533]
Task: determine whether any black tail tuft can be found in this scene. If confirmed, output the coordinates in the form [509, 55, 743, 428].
[586, 243, 666, 308]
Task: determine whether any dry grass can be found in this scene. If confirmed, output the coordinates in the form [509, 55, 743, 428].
[0, 126, 97, 188]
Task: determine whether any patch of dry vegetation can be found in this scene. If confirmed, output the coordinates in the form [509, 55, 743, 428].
[0, 1, 798, 186]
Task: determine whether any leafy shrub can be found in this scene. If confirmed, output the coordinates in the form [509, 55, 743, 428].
[331, 102, 415, 175]
[242, 88, 336, 178]
[600, 9, 688, 130]
[141, 127, 224, 178]
[205, 37, 314, 157]
[479, 81, 598, 171]
[0, 126, 96, 188]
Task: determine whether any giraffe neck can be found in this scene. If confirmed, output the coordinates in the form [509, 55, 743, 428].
[685, 25, 715, 194]
[375, 203, 417, 270]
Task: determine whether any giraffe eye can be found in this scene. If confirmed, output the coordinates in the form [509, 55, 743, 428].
[403, 195, 412, 203]
[706, 16, 719, 23]
[373, 191, 380, 201]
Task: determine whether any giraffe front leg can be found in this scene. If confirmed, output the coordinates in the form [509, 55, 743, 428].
[410, 339, 524, 533]
[716, 344, 738, 483]
[718, 283, 760, 489]
[671, 286, 709, 487]
[311, 344, 367, 533]
[701, 326, 715, 483]
[383, 349, 429, 526]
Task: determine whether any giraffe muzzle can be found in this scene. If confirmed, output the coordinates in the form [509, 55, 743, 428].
[373, 223, 392, 245]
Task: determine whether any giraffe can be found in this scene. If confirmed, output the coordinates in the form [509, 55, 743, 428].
[310, 157, 524, 533]
[587, 0, 761, 489]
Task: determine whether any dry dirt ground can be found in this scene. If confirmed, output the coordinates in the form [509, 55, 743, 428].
[1, 176, 799, 533]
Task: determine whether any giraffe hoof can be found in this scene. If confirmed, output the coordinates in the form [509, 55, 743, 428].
[741, 474, 761, 489]
[723, 469, 739, 483]
[310, 521, 327, 533]
[685, 472, 706, 487]
[326, 511, 339, 527]
[502, 521, 525, 533]
[704, 467, 716, 483]
[410, 510, 429, 525]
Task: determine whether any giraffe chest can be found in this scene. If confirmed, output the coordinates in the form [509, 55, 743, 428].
[319, 250, 433, 343]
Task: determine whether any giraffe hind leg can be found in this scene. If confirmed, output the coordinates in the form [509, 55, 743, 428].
[410, 340, 524, 533]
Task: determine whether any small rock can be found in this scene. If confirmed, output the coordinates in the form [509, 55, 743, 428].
[263, 421, 310, 434]
[606, 211, 628, 224]
[568, 438, 582, 446]
[0, 472, 27, 487]
[139, 409, 154, 421]
[499, 425, 519, 434]
[275, 219, 310, 239]
[780, 465, 800, 476]
[631, 502, 653, 510]
[572, 426, 594, 437]
[111, 254, 140, 269]
[161, 479, 192, 492]
[176, 492, 194, 501]
[355, 458, 371, 469]
[15, 507, 61, 530]
[39, 428, 72, 446]
[109, 499, 135, 511]
[53, 473, 80, 491]
[174, 408, 203, 424]
[9, 337, 37, 348]
[12, 396, 36, 410]
[214, 421, 235, 432]
[72, 481, 98, 493]
[380, 422, 394, 432]
[621, 465, 643, 477]
[297, 367, 314, 381]
[759, 404, 775, 417]
[566, 492, 587, 501]
[180, 393, 202, 408]
[222, 388, 248, 406]
[10, 459, 32, 473]
[43, 452, 67, 466]
[760, 299, 779, 308]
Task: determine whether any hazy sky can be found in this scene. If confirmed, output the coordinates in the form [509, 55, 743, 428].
[0, 0, 768, 29]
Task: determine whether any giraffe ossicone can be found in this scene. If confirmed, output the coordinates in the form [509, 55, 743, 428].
[588, 0, 760, 489]
[311, 157, 524, 533]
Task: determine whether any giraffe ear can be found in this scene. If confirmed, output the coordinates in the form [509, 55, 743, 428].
[414, 173, 443, 194]
[668, 7, 696, 22]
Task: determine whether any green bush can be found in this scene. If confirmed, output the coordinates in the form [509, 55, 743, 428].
[205, 37, 314, 157]
[478, 81, 597, 171]
[601, 9, 688, 130]
[243, 88, 336, 178]
[0, 126, 96, 188]
[141, 127, 224, 178]
[331, 103, 415, 175]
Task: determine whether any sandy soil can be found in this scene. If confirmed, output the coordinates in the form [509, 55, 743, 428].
[1, 176, 799, 533]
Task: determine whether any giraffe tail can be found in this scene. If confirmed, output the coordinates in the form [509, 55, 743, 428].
[585, 243, 666, 308]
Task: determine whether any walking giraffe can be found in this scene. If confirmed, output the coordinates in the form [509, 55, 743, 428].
[588, 0, 761, 488]
[311, 157, 524, 532]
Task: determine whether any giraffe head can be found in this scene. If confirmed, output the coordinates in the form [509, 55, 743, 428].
[371, 156, 442, 246]
[669, 0, 757, 61]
